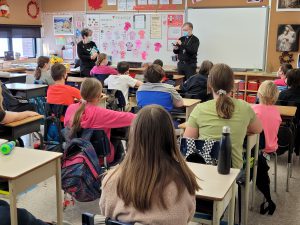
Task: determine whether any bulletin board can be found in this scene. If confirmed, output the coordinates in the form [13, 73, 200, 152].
[86, 12, 184, 65]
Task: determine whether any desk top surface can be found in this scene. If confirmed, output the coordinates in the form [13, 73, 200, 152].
[276, 105, 297, 117]
[4, 115, 43, 127]
[182, 98, 201, 107]
[0, 67, 27, 73]
[67, 76, 86, 83]
[0, 147, 62, 179]
[0, 73, 27, 78]
[5, 83, 47, 90]
[187, 162, 239, 200]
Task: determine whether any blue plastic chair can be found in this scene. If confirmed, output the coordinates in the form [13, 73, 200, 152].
[137, 91, 173, 112]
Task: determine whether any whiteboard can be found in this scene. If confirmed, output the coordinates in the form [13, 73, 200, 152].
[187, 7, 269, 70]
[86, 13, 184, 66]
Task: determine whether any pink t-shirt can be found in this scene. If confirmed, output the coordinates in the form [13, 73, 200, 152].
[90, 65, 118, 76]
[64, 103, 135, 163]
[252, 104, 282, 153]
[274, 78, 286, 86]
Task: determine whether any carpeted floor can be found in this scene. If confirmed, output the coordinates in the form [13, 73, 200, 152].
[4, 150, 300, 225]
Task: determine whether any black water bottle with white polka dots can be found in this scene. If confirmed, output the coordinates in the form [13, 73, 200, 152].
[217, 126, 232, 175]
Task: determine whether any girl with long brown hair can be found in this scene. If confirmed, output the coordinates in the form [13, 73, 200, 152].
[100, 105, 199, 225]
[184, 63, 262, 169]
[90, 53, 117, 76]
[64, 78, 135, 164]
[34, 56, 54, 85]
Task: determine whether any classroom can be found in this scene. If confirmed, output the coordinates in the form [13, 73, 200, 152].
[0, 0, 300, 224]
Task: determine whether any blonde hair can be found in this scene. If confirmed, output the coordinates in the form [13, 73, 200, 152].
[71, 78, 102, 136]
[258, 80, 279, 105]
[0, 83, 4, 111]
[96, 53, 107, 66]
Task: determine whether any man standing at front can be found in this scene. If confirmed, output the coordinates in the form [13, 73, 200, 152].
[173, 22, 200, 80]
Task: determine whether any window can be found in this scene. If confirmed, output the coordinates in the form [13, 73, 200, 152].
[0, 38, 9, 57]
[12, 38, 35, 58]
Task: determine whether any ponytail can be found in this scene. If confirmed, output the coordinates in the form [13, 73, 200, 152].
[34, 67, 42, 80]
[216, 92, 234, 119]
[0, 83, 4, 111]
[71, 101, 86, 137]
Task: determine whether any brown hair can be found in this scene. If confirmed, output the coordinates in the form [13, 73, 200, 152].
[144, 64, 165, 83]
[199, 60, 213, 76]
[34, 56, 50, 80]
[0, 82, 4, 111]
[96, 53, 107, 66]
[281, 63, 293, 76]
[183, 22, 193, 30]
[112, 105, 199, 211]
[287, 68, 300, 89]
[117, 61, 130, 74]
[51, 63, 67, 81]
[258, 80, 279, 105]
[208, 63, 235, 119]
[153, 59, 163, 67]
[71, 78, 102, 136]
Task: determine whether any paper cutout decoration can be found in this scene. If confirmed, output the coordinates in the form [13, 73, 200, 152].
[111, 49, 119, 58]
[0, 0, 10, 18]
[124, 22, 132, 31]
[154, 42, 162, 52]
[102, 42, 109, 51]
[118, 41, 126, 51]
[129, 31, 136, 40]
[138, 30, 145, 39]
[88, 0, 103, 9]
[133, 49, 139, 57]
[146, 41, 151, 50]
[120, 50, 126, 59]
[126, 42, 134, 51]
[135, 40, 142, 49]
[141, 51, 148, 60]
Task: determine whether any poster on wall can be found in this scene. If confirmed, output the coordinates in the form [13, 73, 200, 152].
[150, 15, 162, 39]
[53, 16, 74, 35]
[276, 24, 300, 52]
[86, 15, 100, 47]
[167, 14, 183, 51]
[277, 0, 300, 11]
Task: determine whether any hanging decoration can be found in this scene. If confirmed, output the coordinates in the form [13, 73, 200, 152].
[0, 0, 10, 18]
[88, 0, 103, 10]
[27, 0, 39, 19]
[279, 51, 294, 64]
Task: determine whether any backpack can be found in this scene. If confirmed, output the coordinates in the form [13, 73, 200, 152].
[105, 89, 126, 111]
[62, 134, 104, 202]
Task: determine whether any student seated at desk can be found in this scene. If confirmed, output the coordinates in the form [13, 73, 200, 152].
[274, 63, 292, 88]
[252, 81, 280, 215]
[137, 64, 183, 111]
[153, 59, 163, 67]
[278, 68, 300, 103]
[100, 105, 199, 225]
[47, 63, 81, 105]
[184, 63, 262, 169]
[64, 78, 135, 164]
[90, 53, 118, 76]
[179, 60, 213, 101]
[104, 61, 142, 111]
[34, 56, 54, 85]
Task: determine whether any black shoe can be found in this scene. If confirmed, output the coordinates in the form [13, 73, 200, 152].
[260, 201, 268, 215]
[268, 201, 276, 215]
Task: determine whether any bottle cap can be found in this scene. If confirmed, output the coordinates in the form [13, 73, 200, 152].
[222, 126, 231, 134]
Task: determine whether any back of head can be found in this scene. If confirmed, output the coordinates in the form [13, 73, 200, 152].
[116, 105, 199, 211]
[208, 63, 235, 119]
[153, 59, 163, 67]
[51, 63, 66, 81]
[144, 64, 165, 83]
[71, 78, 103, 136]
[198, 60, 213, 76]
[258, 80, 279, 105]
[287, 68, 300, 89]
[281, 63, 293, 75]
[96, 53, 107, 66]
[35, 56, 50, 80]
[117, 61, 130, 74]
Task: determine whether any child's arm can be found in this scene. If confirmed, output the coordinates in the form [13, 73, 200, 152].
[1, 111, 39, 124]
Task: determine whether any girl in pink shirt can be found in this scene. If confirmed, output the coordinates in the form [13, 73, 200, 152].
[252, 80, 281, 215]
[64, 78, 135, 164]
[90, 53, 118, 76]
[273, 63, 293, 87]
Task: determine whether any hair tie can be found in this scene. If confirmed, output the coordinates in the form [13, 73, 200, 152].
[217, 89, 227, 95]
[81, 99, 87, 104]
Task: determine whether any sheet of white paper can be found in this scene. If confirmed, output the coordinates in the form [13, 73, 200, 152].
[150, 15, 162, 39]
[168, 26, 181, 39]
[118, 0, 127, 11]
[172, 0, 182, 4]
[134, 15, 146, 29]
[148, 0, 158, 4]
[127, 0, 136, 10]
[160, 0, 169, 5]
[138, 0, 148, 5]
[107, 0, 117, 5]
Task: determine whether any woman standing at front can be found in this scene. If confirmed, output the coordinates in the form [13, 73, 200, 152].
[77, 28, 99, 77]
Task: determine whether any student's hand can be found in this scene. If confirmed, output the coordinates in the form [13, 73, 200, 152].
[91, 52, 98, 60]
[176, 40, 182, 46]
[25, 111, 39, 117]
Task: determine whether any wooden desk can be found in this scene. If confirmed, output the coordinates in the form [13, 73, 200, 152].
[0, 73, 27, 84]
[0, 147, 63, 225]
[188, 162, 239, 225]
[0, 115, 43, 140]
[0, 67, 27, 73]
[172, 75, 185, 86]
[67, 76, 86, 84]
[129, 66, 177, 75]
[5, 83, 47, 99]
[183, 98, 201, 119]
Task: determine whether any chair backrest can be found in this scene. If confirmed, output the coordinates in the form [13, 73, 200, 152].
[34, 79, 46, 85]
[277, 124, 294, 156]
[104, 89, 127, 111]
[137, 91, 173, 111]
[94, 74, 110, 86]
[45, 103, 68, 117]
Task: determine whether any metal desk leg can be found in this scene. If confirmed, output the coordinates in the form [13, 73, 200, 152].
[251, 138, 259, 210]
[56, 158, 63, 225]
[9, 180, 18, 225]
[228, 184, 236, 225]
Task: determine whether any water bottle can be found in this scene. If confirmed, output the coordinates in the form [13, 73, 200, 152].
[217, 126, 232, 175]
[0, 141, 16, 155]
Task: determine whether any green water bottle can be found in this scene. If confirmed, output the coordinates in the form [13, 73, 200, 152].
[0, 141, 16, 155]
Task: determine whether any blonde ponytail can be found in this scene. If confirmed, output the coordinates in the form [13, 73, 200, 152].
[71, 102, 86, 137]
[216, 94, 234, 119]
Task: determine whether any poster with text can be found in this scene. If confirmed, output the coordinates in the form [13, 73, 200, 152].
[150, 15, 162, 39]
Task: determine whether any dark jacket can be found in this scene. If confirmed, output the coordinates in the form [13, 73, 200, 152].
[173, 35, 200, 64]
[180, 73, 211, 101]
[77, 41, 98, 76]
[278, 87, 300, 103]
